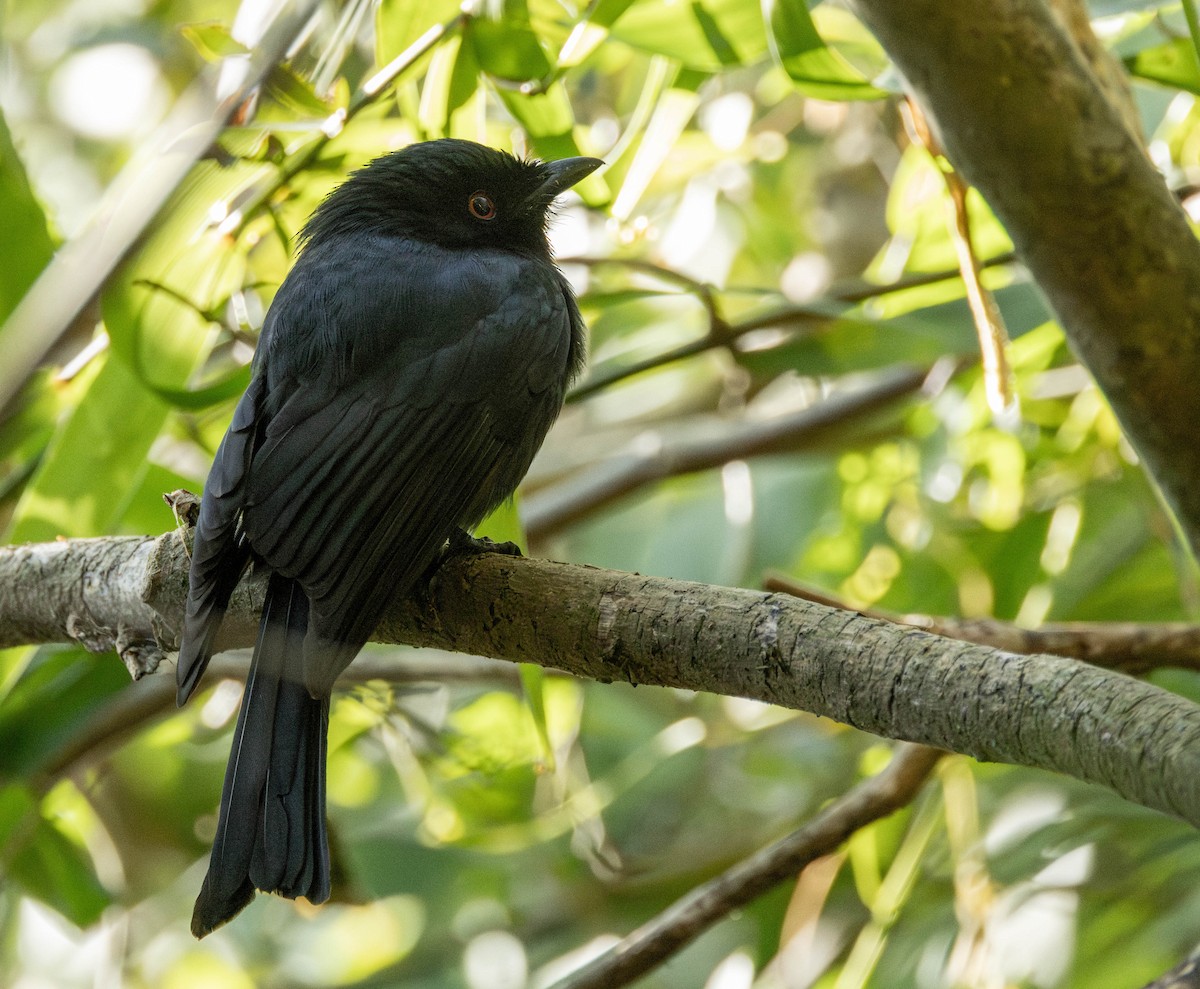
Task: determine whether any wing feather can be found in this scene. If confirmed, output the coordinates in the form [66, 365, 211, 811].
[177, 375, 265, 703]
[231, 241, 576, 693]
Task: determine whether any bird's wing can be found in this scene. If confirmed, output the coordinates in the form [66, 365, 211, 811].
[177, 375, 264, 703]
[239, 244, 575, 693]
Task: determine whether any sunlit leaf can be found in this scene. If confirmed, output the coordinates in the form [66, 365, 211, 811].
[8, 155, 259, 540]
[7, 357, 166, 540]
[0, 782, 110, 926]
[1125, 37, 1200, 94]
[418, 31, 481, 137]
[180, 21, 251, 61]
[376, 0, 461, 64]
[264, 64, 336, 116]
[494, 81, 609, 204]
[0, 110, 55, 323]
[763, 0, 885, 99]
[468, 18, 554, 82]
[608, 0, 769, 70]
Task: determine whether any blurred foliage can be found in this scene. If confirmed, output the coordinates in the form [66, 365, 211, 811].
[1, 0, 1200, 986]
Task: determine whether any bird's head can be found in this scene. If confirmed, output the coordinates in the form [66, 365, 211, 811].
[302, 138, 601, 257]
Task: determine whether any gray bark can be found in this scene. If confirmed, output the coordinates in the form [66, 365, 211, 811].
[3, 531, 1200, 829]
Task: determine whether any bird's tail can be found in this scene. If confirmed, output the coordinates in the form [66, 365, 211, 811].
[191, 572, 331, 938]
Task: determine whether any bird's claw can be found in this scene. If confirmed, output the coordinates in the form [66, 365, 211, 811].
[445, 528, 523, 560]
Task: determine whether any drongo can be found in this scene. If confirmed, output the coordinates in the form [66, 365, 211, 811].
[176, 138, 601, 937]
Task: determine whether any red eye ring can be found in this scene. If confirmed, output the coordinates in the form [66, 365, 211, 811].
[468, 192, 496, 220]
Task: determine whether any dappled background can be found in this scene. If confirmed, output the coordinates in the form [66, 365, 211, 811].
[2, 0, 1200, 986]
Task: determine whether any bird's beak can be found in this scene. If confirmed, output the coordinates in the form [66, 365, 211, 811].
[529, 156, 603, 203]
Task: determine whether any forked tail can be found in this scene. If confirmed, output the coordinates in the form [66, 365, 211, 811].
[191, 573, 331, 938]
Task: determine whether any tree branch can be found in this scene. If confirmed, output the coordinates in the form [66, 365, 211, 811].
[5, 531, 1200, 832]
[544, 743, 942, 989]
[849, 0, 1200, 558]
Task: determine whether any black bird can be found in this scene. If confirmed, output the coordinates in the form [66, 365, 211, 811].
[176, 138, 601, 938]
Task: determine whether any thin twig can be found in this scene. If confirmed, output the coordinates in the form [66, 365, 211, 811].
[828, 251, 1017, 304]
[1138, 953, 1200, 989]
[763, 572, 1200, 674]
[904, 98, 1013, 417]
[564, 253, 1018, 402]
[543, 744, 943, 989]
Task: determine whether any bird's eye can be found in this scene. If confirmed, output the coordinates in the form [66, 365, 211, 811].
[468, 192, 497, 220]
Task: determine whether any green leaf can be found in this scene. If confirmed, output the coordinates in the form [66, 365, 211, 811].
[1051, 472, 1182, 621]
[264, 64, 335, 116]
[418, 31, 481, 136]
[763, 1, 888, 98]
[4, 151, 259, 542]
[494, 81, 609, 205]
[376, 0, 462, 65]
[591, 0, 643, 28]
[0, 781, 36, 845]
[475, 497, 525, 548]
[733, 283, 1052, 380]
[180, 21, 251, 61]
[609, 0, 769, 70]
[876, 144, 1015, 289]
[0, 111, 55, 323]
[519, 663, 555, 771]
[468, 18, 553, 82]
[0, 647, 129, 779]
[119, 461, 200, 534]
[134, 363, 252, 412]
[1, 780, 110, 926]
[556, 0, 643, 65]
[1125, 37, 1200, 94]
[763, 0, 885, 98]
[6, 802, 110, 926]
[97, 157, 260, 405]
[496, 79, 575, 144]
[6, 356, 168, 541]
[0, 368, 79, 506]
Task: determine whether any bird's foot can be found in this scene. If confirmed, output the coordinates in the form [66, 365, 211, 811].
[164, 489, 202, 559]
[445, 527, 523, 560]
[418, 530, 524, 605]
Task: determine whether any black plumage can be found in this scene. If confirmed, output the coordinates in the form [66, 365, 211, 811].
[176, 138, 600, 937]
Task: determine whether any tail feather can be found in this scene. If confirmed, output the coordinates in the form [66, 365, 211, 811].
[253, 656, 329, 898]
[191, 573, 331, 939]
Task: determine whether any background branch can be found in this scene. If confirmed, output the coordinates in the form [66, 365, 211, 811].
[33, 650, 517, 789]
[527, 363, 932, 536]
[545, 743, 942, 989]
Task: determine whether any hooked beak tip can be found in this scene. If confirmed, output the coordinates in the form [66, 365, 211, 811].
[532, 156, 603, 202]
